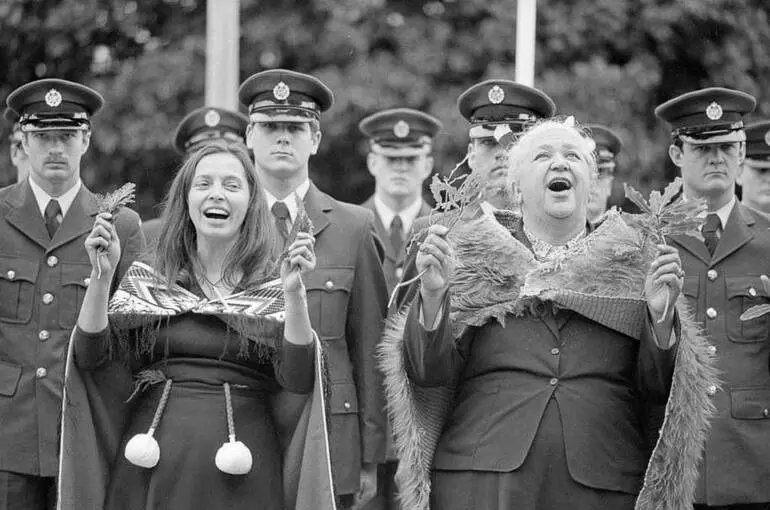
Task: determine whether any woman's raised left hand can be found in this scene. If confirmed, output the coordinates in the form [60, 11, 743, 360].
[280, 232, 316, 296]
[645, 244, 684, 322]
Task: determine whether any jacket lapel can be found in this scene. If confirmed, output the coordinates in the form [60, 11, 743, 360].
[303, 183, 331, 238]
[362, 197, 397, 263]
[710, 203, 754, 265]
[4, 181, 50, 249]
[48, 187, 98, 253]
[670, 234, 711, 265]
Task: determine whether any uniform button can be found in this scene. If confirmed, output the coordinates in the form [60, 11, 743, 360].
[6, 270, 15, 280]
[84, 277, 91, 287]
[325, 280, 334, 289]
[47, 255, 58, 268]
[707, 385, 717, 396]
[42, 293, 54, 305]
[550, 348, 560, 355]
[36, 367, 47, 379]
[706, 307, 717, 319]
[749, 287, 758, 297]
[549, 378, 558, 386]
[343, 401, 351, 410]
[38, 330, 50, 341]
[707, 269, 718, 281]
[395, 267, 404, 280]
[707, 345, 717, 355]
[764, 409, 769, 418]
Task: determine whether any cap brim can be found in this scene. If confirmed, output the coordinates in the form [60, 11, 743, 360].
[21, 124, 88, 132]
[371, 145, 430, 157]
[249, 112, 314, 123]
[680, 130, 746, 145]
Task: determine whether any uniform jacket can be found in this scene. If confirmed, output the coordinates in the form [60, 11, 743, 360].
[670, 202, 770, 506]
[360, 197, 431, 295]
[0, 179, 144, 476]
[378, 210, 719, 510]
[298, 183, 388, 495]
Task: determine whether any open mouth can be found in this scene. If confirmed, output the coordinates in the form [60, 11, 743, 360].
[547, 178, 572, 192]
[203, 207, 230, 220]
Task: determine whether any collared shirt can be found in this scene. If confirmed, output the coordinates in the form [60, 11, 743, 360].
[373, 194, 423, 236]
[28, 177, 82, 217]
[709, 195, 735, 231]
[264, 178, 311, 228]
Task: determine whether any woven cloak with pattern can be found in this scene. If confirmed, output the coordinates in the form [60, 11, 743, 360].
[378, 209, 720, 510]
[57, 261, 337, 510]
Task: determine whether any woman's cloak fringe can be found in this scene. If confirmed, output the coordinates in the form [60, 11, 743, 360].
[377, 210, 720, 510]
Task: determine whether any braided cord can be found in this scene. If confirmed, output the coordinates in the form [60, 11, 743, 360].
[224, 382, 235, 442]
[148, 379, 173, 435]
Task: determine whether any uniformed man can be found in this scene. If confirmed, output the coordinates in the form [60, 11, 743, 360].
[457, 79, 557, 217]
[4, 107, 31, 183]
[359, 108, 441, 294]
[585, 123, 622, 224]
[737, 120, 770, 214]
[655, 87, 770, 510]
[141, 106, 249, 248]
[0, 78, 145, 509]
[238, 69, 388, 509]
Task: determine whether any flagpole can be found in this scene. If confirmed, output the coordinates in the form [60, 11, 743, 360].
[515, 0, 537, 86]
[206, 0, 240, 109]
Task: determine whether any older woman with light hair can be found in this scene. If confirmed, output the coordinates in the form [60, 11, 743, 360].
[379, 118, 718, 510]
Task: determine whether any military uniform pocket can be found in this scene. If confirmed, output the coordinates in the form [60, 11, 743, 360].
[0, 257, 38, 324]
[304, 267, 354, 339]
[731, 387, 770, 420]
[726, 276, 770, 343]
[58, 263, 92, 329]
[0, 360, 22, 397]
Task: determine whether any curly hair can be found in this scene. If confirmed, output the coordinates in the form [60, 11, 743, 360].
[153, 140, 281, 290]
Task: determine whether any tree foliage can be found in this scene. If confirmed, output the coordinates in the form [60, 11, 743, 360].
[1, 0, 769, 218]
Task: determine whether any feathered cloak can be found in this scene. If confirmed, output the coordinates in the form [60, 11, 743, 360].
[57, 262, 337, 510]
[378, 210, 719, 510]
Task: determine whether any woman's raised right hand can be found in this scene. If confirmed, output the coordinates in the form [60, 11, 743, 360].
[84, 212, 121, 280]
[415, 224, 454, 298]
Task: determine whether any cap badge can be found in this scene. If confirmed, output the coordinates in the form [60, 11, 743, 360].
[706, 101, 723, 121]
[45, 89, 62, 108]
[488, 85, 505, 104]
[273, 81, 290, 101]
[764, 129, 770, 147]
[393, 120, 410, 138]
[204, 109, 221, 127]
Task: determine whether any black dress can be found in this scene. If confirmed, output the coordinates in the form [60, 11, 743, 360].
[74, 308, 314, 510]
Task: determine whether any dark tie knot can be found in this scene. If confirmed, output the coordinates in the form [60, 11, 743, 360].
[44, 199, 62, 238]
[703, 213, 720, 233]
[271, 201, 290, 220]
[390, 215, 403, 231]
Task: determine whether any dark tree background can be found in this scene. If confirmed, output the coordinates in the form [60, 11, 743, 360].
[1, 0, 769, 220]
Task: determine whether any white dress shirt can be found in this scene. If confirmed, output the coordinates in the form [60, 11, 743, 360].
[264, 178, 311, 229]
[28, 177, 82, 218]
[373, 194, 423, 237]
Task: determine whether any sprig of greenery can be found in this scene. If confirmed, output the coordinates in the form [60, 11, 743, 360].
[94, 182, 137, 278]
[275, 193, 315, 268]
[622, 177, 706, 322]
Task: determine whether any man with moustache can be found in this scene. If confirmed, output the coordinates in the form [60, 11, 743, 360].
[737, 120, 770, 214]
[0, 78, 144, 510]
[4, 107, 31, 183]
[141, 106, 249, 248]
[585, 124, 622, 225]
[238, 69, 388, 509]
[656, 87, 770, 510]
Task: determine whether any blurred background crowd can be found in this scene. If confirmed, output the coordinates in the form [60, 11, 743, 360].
[1, 0, 769, 219]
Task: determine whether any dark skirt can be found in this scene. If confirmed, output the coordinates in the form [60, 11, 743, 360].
[430, 399, 637, 510]
[105, 378, 283, 510]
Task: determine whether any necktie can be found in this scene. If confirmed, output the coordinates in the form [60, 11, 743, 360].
[271, 201, 290, 241]
[390, 215, 404, 255]
[44, 199, 62, 239]
[703, 213, 721, 256]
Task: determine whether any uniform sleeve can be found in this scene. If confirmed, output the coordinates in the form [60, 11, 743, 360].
[347, 213, 389, 465]
[403, 291, 467, 387]
[272, 336, 316, 394]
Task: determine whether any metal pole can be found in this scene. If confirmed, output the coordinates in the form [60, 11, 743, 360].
[515, 0, 537, 86]
[206, 0, 240, 109]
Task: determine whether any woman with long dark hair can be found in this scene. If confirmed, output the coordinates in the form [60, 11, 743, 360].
[58, 141, 335, 510]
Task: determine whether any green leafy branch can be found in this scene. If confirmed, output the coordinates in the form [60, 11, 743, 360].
[740, 275, 770, 322]
[94, 182, 136, 278]
[622, 177, 706, 322]
[275, 193, 315, 269]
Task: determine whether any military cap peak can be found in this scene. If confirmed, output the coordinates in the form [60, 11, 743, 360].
[238, 69, 333, 123]
[6, 78, 104, 132]
[173, 106, 249, 155]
